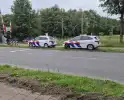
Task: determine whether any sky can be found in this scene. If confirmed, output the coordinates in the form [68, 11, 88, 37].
[0, 0, 118, 19]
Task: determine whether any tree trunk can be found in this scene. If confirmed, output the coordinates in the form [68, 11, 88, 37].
[120, 14, 124, 43]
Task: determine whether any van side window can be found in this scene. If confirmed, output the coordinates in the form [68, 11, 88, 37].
[71, 36, 81, 41]
[80, 36, 93, 40]
[39, 37, 48, 40]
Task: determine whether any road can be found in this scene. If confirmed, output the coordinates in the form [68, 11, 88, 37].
[0, 47, 124, 83]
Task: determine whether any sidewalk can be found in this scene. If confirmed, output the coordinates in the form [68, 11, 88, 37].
[0, 82, 59, 100]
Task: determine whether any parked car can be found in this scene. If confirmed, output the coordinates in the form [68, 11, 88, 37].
[63, 35, 100, 50]
[28, 35, 57, 48]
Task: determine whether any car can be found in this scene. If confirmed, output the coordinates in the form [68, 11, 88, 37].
[28, 35, 57, 48]
[63, 35, 100, 50]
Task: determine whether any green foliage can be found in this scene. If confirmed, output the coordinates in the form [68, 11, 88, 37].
[0, 65, 124, 96]
[29, 10, 41, 37]
[0, 3, 120, 40]
[39, 6, 119, 37]
[99, 32, 105, 36]
[99, 0, 124, 15]
[99, 0, 124, 43]
[11, 0, 32, 40]
[40, 5, 64, 37]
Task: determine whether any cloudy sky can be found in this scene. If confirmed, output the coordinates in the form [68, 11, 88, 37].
[0, 0, 117, 18]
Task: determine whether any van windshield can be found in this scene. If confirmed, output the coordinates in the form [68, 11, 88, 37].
[49, 36, 54, 40]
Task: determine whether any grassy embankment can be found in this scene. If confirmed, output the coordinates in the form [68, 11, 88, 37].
[0, 65, 124, 96]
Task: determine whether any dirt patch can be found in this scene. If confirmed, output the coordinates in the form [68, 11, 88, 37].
[0, 73, 124, 100]
[76, 93, 124, 100]
[5, 76, 73, 95]
[0, 72, 11, 82]
[6, 77, 42, 92]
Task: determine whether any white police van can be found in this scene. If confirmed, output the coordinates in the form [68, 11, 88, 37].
[63, 35, 100, 50]
[28, 35, 57, 48]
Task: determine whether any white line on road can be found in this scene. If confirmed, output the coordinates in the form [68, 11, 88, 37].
[63, 56, 111, 61]
[10, 49, 31, 53]
[28, 53, 32, 55]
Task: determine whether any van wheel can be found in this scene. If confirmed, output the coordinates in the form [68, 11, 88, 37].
[52, 45, 56, 48]
[65, 44, 70, 49]
[44, 43, 48, 48]
[87, 44, 94, 50]
[29, 43, 33, 47]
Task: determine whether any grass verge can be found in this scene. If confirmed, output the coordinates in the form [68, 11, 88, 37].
[1, 43, 124, 53]
[0, 44, 28, 48]
[0, 65, 124, 97]
[98, 47, 124, 53]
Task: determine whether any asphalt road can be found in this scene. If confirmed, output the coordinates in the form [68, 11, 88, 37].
[0, 47, 124, 83]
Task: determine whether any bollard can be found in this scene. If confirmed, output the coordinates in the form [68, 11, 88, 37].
[57, 68, 59, 73]
[48, 68, 50, 72]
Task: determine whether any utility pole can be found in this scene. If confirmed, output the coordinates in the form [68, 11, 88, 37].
[61, 18, 64, 38]
[92, 15, 95, 36]
[111, 26, 114, 36]
[81, 10, 84, 35]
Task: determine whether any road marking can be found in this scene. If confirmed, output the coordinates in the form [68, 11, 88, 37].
[10, 49, 30, 53]
[28, 53, 32, 55]
[63, 56, 111, 61]
[19, 49, 30, 52]
[89, 58, 97, 60]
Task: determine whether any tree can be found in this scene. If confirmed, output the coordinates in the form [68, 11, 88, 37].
[11, 0, 32, 40]
[40, 5, 64, 37]
[39, 6, 119, 38]
[99, 0, 124, 43]
[30, 10, 41, 37]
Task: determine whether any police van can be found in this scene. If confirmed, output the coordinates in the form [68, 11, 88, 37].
[63, 35, 100, 50]
[28, 35, 57, 48]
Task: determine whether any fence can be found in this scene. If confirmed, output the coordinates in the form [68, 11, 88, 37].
[8, 39, 19, 46]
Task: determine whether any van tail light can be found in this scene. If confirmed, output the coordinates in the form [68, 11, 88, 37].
[95, 41, 99, 44]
